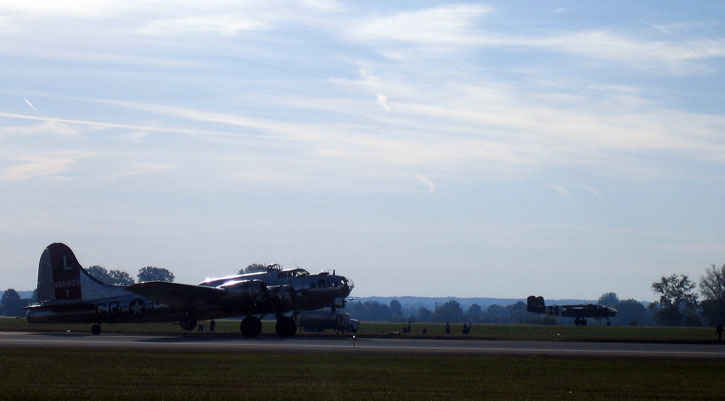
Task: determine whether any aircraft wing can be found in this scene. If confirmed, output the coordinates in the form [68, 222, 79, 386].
[127, 282, 225, 309]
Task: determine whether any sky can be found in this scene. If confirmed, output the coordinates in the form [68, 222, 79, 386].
[1, 1, 724, 301]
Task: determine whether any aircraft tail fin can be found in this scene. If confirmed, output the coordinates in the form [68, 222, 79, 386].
[37, 243, 84, 302]
[37, 243, 128, 303]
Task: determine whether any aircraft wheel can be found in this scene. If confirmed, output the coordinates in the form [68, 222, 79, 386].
[275, 316, 297, 337]
[241, 316, 262, 338]
[91, 324, 101, 335]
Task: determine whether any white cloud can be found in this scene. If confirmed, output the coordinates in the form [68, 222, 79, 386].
[415, 174, 436, 193]
[298, 0, 343, 12]
[534, 31, 725, 64]
[23, 98, 38, 111]
[550, 185, 569, 196]
[376, 93, 391, 111]
[348, 6, 725, 69]
[139, 15, 268, 36]
[349, 4, 492, 45]
[120, 162, 175, 177]
[0, 120, 80, 137]
[125, 131, 149, 143]
[0, 151, 91, 181]
[0, 0, 116, 17]
[581, 185, 601, 198]
[0, 111, 234, 139]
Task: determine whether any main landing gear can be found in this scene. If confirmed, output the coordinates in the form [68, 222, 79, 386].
[91, 323, 101, 335]
[240, 316, 262, 338]
[275, 315, 297, 337]
[239, 315, 297, 338]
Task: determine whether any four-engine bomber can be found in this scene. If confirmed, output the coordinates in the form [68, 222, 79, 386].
[26, 243, 353, 337]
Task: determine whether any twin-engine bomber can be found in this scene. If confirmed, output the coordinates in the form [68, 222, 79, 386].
[526, 295, 617, 326]
[26, 243, 354, 337]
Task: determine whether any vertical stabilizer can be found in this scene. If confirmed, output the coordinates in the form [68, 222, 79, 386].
[37, 243, 131, 303]
[37, 243, 82, 302]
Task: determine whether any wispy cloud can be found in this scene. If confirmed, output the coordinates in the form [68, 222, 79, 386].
[118, 161, 175, 177]
[349, 4, 493, 45]
[0, 120, 80, 137]
[376, 93, 391, 111]
[581, 185, 601, 198]
[139, 16, 268, 36]
[0, 151, 92, 181]
[23, 98, 37, 111]
[348, 5, 725, 70]
[415, 174, 436, 193]
[550, 185, 569, 196]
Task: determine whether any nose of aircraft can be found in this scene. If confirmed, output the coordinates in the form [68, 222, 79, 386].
[339, 276, 354, 296]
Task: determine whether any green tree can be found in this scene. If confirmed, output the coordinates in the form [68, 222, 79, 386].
[506, 301, 527, 323]
[137, 266, 175, 282]
[651, 274, 698, 326]
[598, 292, 619, 307]
[699, 264, 725, 325]
[1, 289, 24, 316]
[416, 306, 432, 322]
[87, 265, 134, 286]
[389, 300, 402, 321]
[466, 304, 483, 322]
[86, 265, 112, 283]
[108, 270, 134, 286]
[239, 264, 265, 274]
[614, 299, 647, 326]
[486, 304, 507, 323]
[433, 300, 464, 322]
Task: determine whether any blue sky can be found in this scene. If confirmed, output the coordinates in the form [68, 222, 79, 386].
[1, 1, 724, 300]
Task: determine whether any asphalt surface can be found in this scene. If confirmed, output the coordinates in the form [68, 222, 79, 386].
[2, 331, 725, 358]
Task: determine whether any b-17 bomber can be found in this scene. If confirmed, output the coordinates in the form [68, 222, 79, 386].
[26, 243, 354, 337]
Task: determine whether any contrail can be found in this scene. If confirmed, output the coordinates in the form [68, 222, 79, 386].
[24, 98, 38, 111]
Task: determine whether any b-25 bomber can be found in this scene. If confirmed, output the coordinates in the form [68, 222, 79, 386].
[526, 295, 617, 326]
[26, 243, 354, 337]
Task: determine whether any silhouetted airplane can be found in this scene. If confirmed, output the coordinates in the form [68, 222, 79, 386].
[527, 295, 617, 326]
[26, 243, 353, 336]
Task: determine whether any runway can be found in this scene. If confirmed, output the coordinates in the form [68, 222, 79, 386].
[2, 331, 725, 358]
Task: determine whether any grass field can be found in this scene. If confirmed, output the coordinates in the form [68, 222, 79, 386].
[1, 316, 721, 343]
[0, 347, 723, 401]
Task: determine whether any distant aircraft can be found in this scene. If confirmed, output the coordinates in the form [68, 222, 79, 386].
[26, 243, 354, 337]
[526, 296, 617, 326]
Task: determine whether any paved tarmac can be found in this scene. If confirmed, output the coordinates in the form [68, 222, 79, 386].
[2, 331, 725, 358]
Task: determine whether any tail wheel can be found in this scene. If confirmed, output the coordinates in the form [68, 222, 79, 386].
[240, 316, 262, 338]
[91, 324, 101, 335]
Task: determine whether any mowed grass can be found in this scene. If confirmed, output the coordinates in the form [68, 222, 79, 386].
[0, 347, 723, 401]
[2, 316, 721, 343]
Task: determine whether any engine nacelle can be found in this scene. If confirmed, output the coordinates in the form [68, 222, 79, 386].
[219, 279, 267, 304]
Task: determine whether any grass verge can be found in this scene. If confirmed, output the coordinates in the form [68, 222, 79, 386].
[2, 317, 721, 343]
[0, 347, 723, 401]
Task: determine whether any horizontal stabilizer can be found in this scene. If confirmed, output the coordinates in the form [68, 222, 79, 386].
[127, 282, 224, 309]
